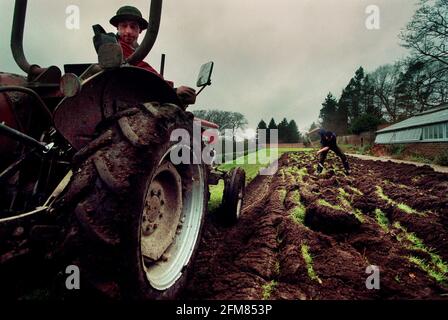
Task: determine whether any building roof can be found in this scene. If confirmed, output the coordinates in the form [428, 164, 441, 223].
[377, 105, 448, 133]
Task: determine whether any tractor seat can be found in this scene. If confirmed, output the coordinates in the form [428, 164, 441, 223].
[63, 64, 93, 76]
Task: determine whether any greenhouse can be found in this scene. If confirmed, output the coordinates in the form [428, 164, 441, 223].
[375, 106, 448, 144]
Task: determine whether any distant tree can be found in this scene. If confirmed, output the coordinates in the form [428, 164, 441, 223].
[350, 67, 365, 121]
[256, 119, 267, 146]
[400, 59, 448, 111]
[192, 110, 208, 119]
[369, 63, 404, 122]
[319, 93, 338, 132]
[362, 75, 380, 117]
[400, 0, 448, 67]
[268, 118, 277, 130]
[336, 87, 350, 135]
[335, 67, 365, 126]
[394, 69, 415, 120]
[350, 114, 384, 134]
[228, 112, 248, 157]
[267, 118, 277, 144]
[287, 120, 301, 143]
[192, 110, 247, 133]
[229, 112, 248, 133]
[278, 118, 289, 143]
[398, 0, 448, 112]
[257, 119, 267, 130]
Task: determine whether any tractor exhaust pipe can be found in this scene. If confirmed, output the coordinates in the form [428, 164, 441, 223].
[11, 0, 30, 73]
[11, 0, 45, 76]
[126, 0, 162, 65]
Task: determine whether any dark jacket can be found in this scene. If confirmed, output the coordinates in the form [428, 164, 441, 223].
[319, 129, 337, 148]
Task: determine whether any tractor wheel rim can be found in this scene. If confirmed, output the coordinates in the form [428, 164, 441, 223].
[141, 146, 204, 291]
[141, 161, 183, 262]
[236, 189, 243, 218]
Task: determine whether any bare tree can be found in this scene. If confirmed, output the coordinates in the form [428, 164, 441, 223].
[369, 63, 403, 122]
[400, 0, 448, 66]
[192, 109, 247, 133]
[369, 59, 448, 121]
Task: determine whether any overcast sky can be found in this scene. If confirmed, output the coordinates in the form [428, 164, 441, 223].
[0, 0, 418, 131]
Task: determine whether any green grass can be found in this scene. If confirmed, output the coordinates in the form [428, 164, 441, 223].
[408, 256, 447, 283]
[393, 222, 448, 283]
[290, 190, 306, 224]
[337, 194, 352, 209]
[393, 221, 405, 231]
[290, 189, 301, 203]
[375, 209, 389, 231]
[317, 199, 345, 211]
[262, 280, 278, 300]
[301, 244, 322, 284]
[337, 187, 365, 223]
[338, 187, 350, 199]
[317, 198, 364, 222]
[340, 143, 372, 155]
[376, 186, 392, 203]
[376, 186, 423, 216]
[339, 144, 357, 153]
[283, 166, 309, 183]
[432, 255, 448, 275]
[348, 186, 363, 196]
[353, 208, 365, 223]
[407, 154, 433, 165]
[208, 181, 224, 213]
[274, 261, 281, 276]
[208, 148, 312, 212]
[219, 147, 312, 183]
[397, 203, 419, 215]
[404, 231, 426, 250]
[338, 196, 352, 209]
[279, 189, 287, 204]
[291, 206, 306, 224]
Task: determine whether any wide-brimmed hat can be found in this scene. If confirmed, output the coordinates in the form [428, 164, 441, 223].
[110, 5, 148, 30]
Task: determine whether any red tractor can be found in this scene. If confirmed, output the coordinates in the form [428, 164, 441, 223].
[0, 0, 245, 299]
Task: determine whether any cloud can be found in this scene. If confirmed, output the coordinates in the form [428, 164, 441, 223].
[1, 0, 417, 131]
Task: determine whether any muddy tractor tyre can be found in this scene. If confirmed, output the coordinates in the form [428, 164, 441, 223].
[220, 167, 245, 226]
[58, 103, 208, 300]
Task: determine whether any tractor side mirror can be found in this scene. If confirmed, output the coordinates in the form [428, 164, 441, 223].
[195, 61, 214, 96]
[196, 61, 214, 88]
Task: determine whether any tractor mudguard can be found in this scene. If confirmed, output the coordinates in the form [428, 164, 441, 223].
[53, 66, 181, 151]
[0, 73, 28, 158]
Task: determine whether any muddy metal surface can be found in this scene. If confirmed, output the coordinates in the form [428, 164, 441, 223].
[185, 151, 448, 300]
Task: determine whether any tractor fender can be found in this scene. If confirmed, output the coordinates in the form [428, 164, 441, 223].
[54, 66, 181, 151]
[0, 73, 28, 158]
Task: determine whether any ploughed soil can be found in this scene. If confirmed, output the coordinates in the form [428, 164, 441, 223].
[184, 151, 448, 300]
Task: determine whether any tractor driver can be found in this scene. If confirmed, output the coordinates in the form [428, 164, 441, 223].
[110, 5, 196, 105]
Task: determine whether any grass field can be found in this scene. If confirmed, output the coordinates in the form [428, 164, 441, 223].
[208, 147, 312, 211]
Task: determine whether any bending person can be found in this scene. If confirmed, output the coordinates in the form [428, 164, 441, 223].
[308, 128, 350, 175]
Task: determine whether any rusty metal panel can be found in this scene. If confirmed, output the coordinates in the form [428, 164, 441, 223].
[0, 73, 27, 157]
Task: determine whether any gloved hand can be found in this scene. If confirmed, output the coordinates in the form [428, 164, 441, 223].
[176, 86, 196, 105]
